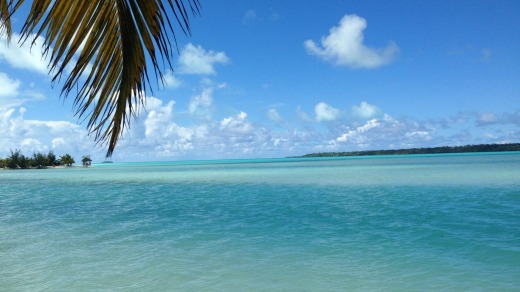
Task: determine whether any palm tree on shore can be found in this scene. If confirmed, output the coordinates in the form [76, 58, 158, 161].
[0, 0, 201, 157]
[60, 154, 75, 167]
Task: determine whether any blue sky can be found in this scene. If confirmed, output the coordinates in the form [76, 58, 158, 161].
[1, 0, 519, 162]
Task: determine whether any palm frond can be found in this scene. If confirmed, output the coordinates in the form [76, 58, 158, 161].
[0, 0, 17, 40]
[1, 0, 200, 157]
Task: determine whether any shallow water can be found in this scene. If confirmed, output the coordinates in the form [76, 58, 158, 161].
[1, 153, 519, 291]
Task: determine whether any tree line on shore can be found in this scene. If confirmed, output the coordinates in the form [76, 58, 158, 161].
[0, 150, 92, 169]
[293, 143, 520, 158]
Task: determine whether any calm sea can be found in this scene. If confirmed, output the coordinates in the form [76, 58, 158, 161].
[1, 153, 519, 291]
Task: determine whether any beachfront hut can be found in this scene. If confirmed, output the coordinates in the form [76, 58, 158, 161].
[82, 155, 92, 167]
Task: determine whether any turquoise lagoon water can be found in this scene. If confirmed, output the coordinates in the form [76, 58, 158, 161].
[1, 153, 519, 291]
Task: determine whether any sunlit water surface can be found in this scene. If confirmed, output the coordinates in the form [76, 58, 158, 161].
[1, 153, 519, 291]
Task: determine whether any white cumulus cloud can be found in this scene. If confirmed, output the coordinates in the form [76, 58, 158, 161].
[220, 111, 252, 134]
[188, 84, 225, 116]
[0, 33, 49, 74]
[0, 73, 46, 108]
[179, 43, 229, 75]
[315, 102, 340, 122]
[163, 70, 182, 88]
[143, 98, 175, 139]
[304, 14, 399, 68]
[333, 114, 435, 149]
[0, 72, 21, 98]
[336, 118, 381, 143]
[352, 101, 381, 119]
[189, 87, 214, 115]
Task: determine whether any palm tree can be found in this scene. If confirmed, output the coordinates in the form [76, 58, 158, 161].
[0, 0, 201, 157]
[60, 154, 75, 166]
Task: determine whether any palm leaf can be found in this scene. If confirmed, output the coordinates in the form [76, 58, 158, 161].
[0, 0, 18, 39]
[0, 0, 200, 157]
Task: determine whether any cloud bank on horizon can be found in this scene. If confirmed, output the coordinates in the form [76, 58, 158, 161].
[2, 92, 518, 161]
[1, 4, 519, 162]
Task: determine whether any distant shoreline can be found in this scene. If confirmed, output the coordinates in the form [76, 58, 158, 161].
[290, 143, 520, 158]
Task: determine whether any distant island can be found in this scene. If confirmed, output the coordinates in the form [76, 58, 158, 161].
[1, 149, 92, 169]
[291, 143, 520, 158]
